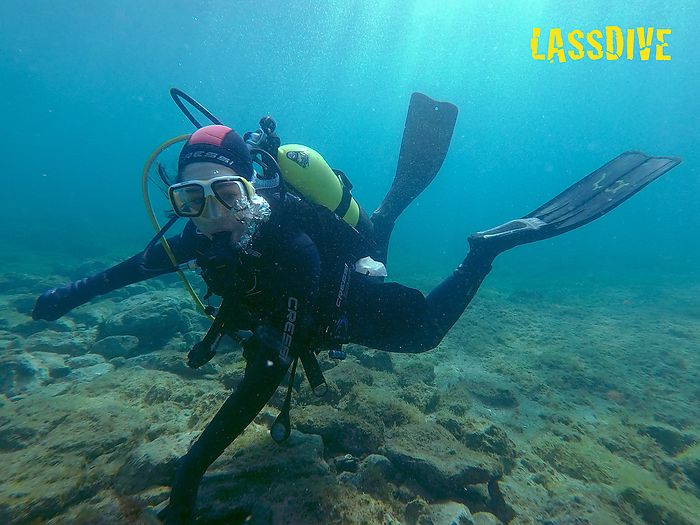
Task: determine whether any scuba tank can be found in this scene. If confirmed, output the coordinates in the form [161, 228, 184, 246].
[277, 144, 373, 240]
[244, 116, 374, 242]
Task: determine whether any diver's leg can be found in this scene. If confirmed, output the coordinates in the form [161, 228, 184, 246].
[346, 247, 495, 354]
[351, 153, 682, 354]
[424, 247, 495, 335]
[421, 151, 683, 340]
[158, 354, 289, 524]
[420, 152, 684, 338]
[345, 252, 487, 355]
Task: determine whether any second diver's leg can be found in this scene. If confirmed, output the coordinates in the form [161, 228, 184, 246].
[158, 354, 290, 524]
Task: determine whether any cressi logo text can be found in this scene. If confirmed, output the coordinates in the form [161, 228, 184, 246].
[531, 26, 671, 62]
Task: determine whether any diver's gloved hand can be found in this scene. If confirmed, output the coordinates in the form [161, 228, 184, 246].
[32, 274, 107, 321]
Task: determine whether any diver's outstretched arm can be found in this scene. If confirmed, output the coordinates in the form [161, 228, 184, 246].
[32, 226, 201, 321]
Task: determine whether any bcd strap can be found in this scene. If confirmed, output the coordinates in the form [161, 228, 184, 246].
[186, 298, 235, 368]
[333, 185, 353, 219]
[332, 169, 353, 191]
[271, 355, 298, 443]
[300, 350, 328, 397]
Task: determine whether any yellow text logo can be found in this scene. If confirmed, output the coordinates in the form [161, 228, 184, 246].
[531, 27, 671, 62]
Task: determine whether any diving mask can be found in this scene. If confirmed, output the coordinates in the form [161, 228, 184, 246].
[168, 176, 255, 218]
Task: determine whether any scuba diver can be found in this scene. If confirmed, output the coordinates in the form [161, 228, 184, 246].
[31, 90, 681, 524]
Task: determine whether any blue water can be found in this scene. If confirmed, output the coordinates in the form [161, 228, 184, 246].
[1, 0, 698, 285]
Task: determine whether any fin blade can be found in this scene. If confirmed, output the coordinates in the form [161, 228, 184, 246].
[470, 152, 682, 252]
[527, 151, 681, 231]
[372, 92, 459, 263]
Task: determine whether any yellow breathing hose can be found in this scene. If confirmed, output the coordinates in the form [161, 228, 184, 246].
[141, 134, 214, 320]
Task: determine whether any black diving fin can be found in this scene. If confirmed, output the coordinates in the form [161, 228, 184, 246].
[468, 151, 682, 255]
[371, 92, 459, 263]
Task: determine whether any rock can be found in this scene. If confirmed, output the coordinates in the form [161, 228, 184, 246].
[0, 331, 22, 351]
[99, 293, 195, 348]
[91, 335, 140, 359]
[110, 357, 127, 368]
[640, 424, 697, 456]
[14, 317, 78, 337]
[400, 382, 440, 413]
[69, 363, 114, 383]
[354, 348, 394, 372]
[405, 497, 430, 525]
[295, 376, 343, 407]
[417, 501, 474, 525]
[125, 350, 215, 377]
[116, 432, 198, 493]
[332, 453, 359, 473]
[0, 272, 46, 294]
[31, 351, 71, 379]
[381, 423, 501, 500]
[620, 487, 695, 525]
[679, 451, 700, 489]
[45, 396, 148, 460]
[472, 512, 502, 525]
[294, 406, 385, 455]
[336, 454, 395, 490]
[438, 419, 517, 472]
[9, 295, 36, 314]
[216, 430, 329, 483]
[0, 401, 37, 450]
[397, 359, 436, 386]
[347, 385, 422, 428]
[437, 380, 473, 416]
[0, 393, 149, 523]
[193, 431, 348, 525]
[23, 329, 95, 356]
[533, 436, 612, 483]
[0, 351, 49, 397]
[0, 307, 35, 336]
[66, 354, 106, 369]
[143, 383, 174, 405]
[324, 361, 374, 395]
[0, 422, 37, 451]
[359, 454, 396, 481]
[350, 454, 397, 497]
[72, 259, 117, 278]
[66, 297, 120, 327]
[470, 381, 518, 409]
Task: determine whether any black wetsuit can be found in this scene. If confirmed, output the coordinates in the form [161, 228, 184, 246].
[34, 199, 493, 523]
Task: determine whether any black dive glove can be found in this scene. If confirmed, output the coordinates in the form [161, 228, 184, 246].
[32, 274, 108, 321]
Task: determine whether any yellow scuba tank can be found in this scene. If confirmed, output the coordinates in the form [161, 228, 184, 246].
[277, 144, 361, 228]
